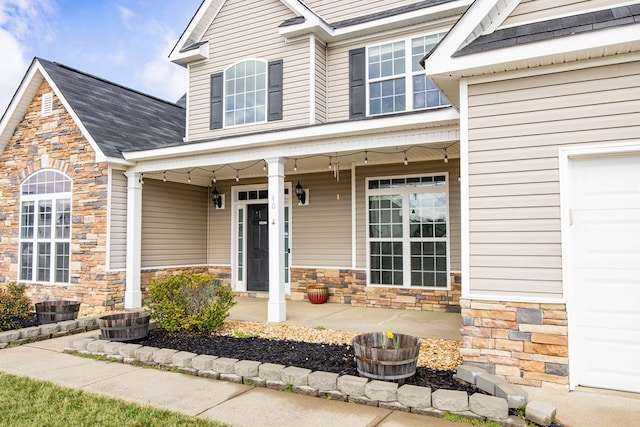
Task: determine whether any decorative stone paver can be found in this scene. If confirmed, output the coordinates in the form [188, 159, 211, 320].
[1, 326, 561, 426]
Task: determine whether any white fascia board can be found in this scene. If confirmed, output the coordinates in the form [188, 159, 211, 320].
[280, 0, 472, 42]
[38, 63, 108, 163]
[170, 43, 209, 67]
[423, 0, 497, 73]
[427, 22, 640, 79]
[129, 125, 460, 174]
[0, 62, 42, 155]
[123, 107, 460, 162]
[169, 0, 222, 63]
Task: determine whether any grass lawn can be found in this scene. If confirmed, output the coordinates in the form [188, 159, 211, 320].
[0, 373, 229, 427]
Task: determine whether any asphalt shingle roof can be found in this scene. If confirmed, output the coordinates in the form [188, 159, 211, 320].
[454, 4, 640, 56]
[39, 58, 185, 158]
[331, 0, 457, 29]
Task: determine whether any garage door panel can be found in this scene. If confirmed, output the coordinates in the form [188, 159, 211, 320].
[576, 211, 640, 257]
[575, 327, 640, 393]
[576, 276, 640, 329]
[570, 152, 640, 393]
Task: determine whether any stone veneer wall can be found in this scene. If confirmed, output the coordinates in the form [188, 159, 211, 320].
[290, 268, 461, 312]
[460, 299, 568, 388]
[0, 80, 125, 309]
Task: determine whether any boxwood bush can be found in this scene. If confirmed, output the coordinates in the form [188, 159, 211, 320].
[148, 273, 236, 332]
[0, 283, 33, 332]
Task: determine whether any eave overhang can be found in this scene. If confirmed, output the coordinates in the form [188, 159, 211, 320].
[122, 106, 459, 162]
[279, 0, 472, 43]
[424, 24, 640, 108]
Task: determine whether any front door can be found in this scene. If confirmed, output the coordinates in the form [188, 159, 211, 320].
[247, 204, 269, 291]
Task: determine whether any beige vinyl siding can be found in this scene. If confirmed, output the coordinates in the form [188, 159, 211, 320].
[187, 0, 310, 140]
[354, 160, 462, 272]
[326, 22, 454, 121]
[304, 0, 418, 23]
[315, 38, 327, 123]
[141, 179, 208, 267]
[108, 169, 127, 270]
[467, 61, 640, 299]
[501, 0, 622, 28]
[292, 171, 352, 267]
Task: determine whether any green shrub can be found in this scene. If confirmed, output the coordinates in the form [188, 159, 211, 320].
[0, 283, 33, 332]
[147, 273, 236, 332]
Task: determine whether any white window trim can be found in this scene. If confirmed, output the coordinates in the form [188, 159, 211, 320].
[18, 170, 72, 285]
[365, 31, 447, 117]
[365, 172, 451, 289]
[223, 58, 268, 129]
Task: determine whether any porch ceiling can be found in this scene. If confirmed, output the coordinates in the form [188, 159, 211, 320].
[141, 141, 460, 187]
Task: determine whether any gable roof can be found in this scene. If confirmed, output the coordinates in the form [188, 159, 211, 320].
[454, 4, 640, 57]
[170, 0, 471, 63]
[0, 58, 185, 162]
[421, 0, 640, 107]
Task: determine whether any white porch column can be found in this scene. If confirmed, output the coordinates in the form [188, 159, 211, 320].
[266, 157, 286, 322]
[124, 171, 142, 309]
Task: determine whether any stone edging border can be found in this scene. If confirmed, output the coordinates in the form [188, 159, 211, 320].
[0, 317, 100, 348]
[1, 319, 557, 427]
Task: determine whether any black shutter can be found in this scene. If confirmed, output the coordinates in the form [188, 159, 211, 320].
[349, 47, 366, 120]
[210, 72, 223, 129]
[268, 59, 283, 121]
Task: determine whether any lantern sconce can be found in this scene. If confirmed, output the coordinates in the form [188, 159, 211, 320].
[211, 187, 225, 209]
[295, 181, 308, 206]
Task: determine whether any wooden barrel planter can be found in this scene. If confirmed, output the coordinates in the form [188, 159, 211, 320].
[353, 332, 421, 383]
[307, 284, 329, 304]
[98, 312, 151, 342]
[35, 300, 80, 325]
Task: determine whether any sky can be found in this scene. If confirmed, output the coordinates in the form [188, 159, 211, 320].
[0, 0, 203, 114]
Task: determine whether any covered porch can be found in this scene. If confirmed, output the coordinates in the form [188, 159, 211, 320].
[118, 111, 462, 322]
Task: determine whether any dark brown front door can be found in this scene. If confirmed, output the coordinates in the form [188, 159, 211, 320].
[247, 204, 269, 291]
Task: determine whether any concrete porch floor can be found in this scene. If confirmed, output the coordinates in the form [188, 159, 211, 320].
[228, 296, 462, 341]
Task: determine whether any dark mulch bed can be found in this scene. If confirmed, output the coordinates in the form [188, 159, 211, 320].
[134, 329, 478, 393]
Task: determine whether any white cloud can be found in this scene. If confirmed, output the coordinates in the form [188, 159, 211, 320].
[116, 5, 135, 28]
[0, 0, 55, 114]
[137, 21, 188, 103]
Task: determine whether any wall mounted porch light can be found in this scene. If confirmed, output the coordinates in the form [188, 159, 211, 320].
[295, 181, 307, 205]
[211, 187, 224, 209]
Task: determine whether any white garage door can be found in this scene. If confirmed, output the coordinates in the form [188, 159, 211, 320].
[570, 153, 640, 393]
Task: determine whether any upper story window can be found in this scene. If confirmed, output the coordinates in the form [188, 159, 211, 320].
[225, 60, 266, 126]
[19, 170, 72, 284]
[349, 32, 448, 119]
[210, 59, 283, 129]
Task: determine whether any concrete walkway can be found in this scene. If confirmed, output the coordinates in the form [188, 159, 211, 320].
[0, 331, 456, 427]
[1, 297, 639, 426]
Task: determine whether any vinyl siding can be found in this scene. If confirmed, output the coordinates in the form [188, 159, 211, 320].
[500, 0, 622, 28]
[354, 160, 462, 272]
[467, 61, 640, 299]
[108, 169, 127, 270]
[187, 0, 310, 140]
[326, 22, 454, 121]
[315, 38, 327, 123]
[304, 0, 418, 23]
[292, 171, 352, 267]
[141, 179, 208, 267]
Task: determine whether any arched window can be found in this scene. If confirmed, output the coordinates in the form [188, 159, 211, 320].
[19, 170, 72, 284]
[225, 59, 267, 126]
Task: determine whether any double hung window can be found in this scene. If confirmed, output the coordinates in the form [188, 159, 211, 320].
[367, 32, 447, 116]
[19, 170, 71, 284]
[367, 175, 449, 288]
